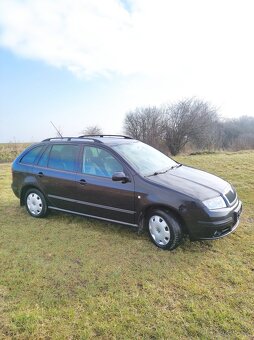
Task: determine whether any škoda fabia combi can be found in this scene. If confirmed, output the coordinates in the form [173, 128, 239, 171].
[12, 135, 242, 250]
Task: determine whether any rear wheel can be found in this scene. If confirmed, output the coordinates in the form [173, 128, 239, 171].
[25, 188, 48, 218]
[147, 209, 183, 250]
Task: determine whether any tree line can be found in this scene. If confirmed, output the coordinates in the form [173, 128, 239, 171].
[82, 97, 254, 155]
[124, 98, 254, 155]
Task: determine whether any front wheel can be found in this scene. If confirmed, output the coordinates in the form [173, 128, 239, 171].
[25, 188, 48, 218]
[146, 209, 183, 250]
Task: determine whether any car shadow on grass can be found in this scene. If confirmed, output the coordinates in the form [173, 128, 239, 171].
[46, 210, 218, 254]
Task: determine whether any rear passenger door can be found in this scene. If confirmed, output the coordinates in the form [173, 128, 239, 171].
[75, 145, 136, 225]
[34, 143, 80, 211]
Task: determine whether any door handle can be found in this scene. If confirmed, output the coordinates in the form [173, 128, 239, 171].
[79, 179, 87, 185]
[38, 172, 44, 177]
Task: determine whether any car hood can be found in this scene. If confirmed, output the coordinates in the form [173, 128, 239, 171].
[146, 165, 230, 201]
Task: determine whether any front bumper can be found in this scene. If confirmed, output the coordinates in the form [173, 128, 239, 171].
[190, 199, 242, 240]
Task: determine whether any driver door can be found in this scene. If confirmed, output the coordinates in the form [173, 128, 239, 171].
[75, 145, 136, 225]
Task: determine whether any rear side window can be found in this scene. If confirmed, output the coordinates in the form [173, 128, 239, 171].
[48, 144, 79, 172]
[20, 146, 44, 164]
[38, 146, 51, 167]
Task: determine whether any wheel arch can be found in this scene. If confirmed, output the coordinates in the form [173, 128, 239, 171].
[20, 185, 46, 206]
[139, 204, 189, 234]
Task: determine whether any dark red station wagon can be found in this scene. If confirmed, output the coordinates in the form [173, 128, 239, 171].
[11, 135, 242, 250]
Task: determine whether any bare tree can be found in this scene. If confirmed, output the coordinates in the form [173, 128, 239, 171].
[81, 125, 102, 135]
[221, 116, 254, 150]
[202, 120, 224, 151]
[123, 100, 254, 154]
[124, 106, 165, 149]
[232, 133, 254, 150]
[164, 98, 219, 155]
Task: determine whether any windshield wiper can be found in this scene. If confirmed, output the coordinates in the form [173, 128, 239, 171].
[146, 164, 182, 177]
[175, 163, 182, 168]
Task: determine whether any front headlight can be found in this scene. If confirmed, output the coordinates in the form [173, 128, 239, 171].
[202, 196, 226, 210]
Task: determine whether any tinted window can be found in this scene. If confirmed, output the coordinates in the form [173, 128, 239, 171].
[82, 146, 123, 177]
[37, 146, 51, 167]
[48, 144, 79, 171]
[20, 146, 44, 164]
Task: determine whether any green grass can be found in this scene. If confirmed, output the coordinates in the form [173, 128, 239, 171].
[0, 149, 254, 339]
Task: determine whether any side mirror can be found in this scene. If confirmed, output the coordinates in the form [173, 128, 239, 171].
[112, 171, 129, 183]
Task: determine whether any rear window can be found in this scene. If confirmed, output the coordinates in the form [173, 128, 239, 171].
[20, 146, 44, 164]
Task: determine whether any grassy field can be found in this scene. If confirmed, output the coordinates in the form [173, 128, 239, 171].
[0, 143, 30, 163]
[0, 146, 253, 339]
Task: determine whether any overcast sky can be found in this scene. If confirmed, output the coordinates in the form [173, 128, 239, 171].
[0, 0, 254, 142]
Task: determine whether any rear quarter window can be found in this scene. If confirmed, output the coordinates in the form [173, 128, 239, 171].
[20, 146, 44, 164]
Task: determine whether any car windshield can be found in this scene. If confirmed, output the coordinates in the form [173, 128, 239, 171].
[112, 141, 177, 176]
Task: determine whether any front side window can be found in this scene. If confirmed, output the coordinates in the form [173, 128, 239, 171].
[48, 144, 79, 171]
[20, 146, 44, 164]
[82, 146, 123, 177]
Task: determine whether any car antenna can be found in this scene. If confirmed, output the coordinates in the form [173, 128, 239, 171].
[50, 121, 63, 138]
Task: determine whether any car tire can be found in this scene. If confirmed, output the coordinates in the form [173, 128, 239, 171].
[25, 188, 48, 218]
[146, 209, 183, 250]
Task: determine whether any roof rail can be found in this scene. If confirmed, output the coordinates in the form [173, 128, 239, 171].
[78, 134, 133, 139]
[41, 137, 103, 143]
[42, 137, 72, 142]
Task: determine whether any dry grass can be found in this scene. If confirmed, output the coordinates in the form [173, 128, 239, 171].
[0, 143, 30, 163]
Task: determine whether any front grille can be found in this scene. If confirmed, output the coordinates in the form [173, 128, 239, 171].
[224, 187, 236, 204]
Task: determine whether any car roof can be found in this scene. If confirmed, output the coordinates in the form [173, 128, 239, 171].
[41, 135, 137, 146]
